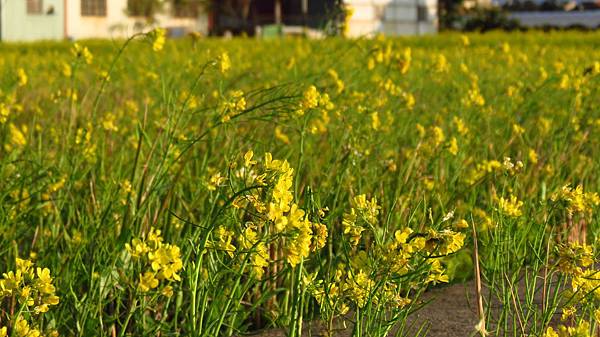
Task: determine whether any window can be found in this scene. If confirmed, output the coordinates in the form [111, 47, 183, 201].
[172, 0, 201, 18]
[127, 0, 161, 17]
[81, 0, 107, 16]
[417, 5, 428, 22]
[27, 0, 43, 14]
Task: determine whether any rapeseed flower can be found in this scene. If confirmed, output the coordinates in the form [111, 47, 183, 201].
[17, 68, 28, 87]
[498, 195, 523, 217]
[150, 28, 166, 52]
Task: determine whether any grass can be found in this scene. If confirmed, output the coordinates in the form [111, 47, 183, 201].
[0, 31, 599, 337]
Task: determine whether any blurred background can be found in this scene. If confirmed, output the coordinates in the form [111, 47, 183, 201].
[1, 0, 599, 41]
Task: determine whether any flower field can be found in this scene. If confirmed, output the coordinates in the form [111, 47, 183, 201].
[1, 31, 600, 337]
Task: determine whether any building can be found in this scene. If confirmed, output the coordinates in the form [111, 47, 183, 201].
[509, 9, 600, 28]
[498, 0, 600, 28]
[0, 0, 208, 41]
[0, 0, 65, 40]
[209, 0, 438, 36]
[209, 0, 340, 36]
[0, 0, 437, 41]
[344, 0, 438, 36]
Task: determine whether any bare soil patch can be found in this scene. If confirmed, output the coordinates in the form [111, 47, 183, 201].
[240, 281, 479, 337]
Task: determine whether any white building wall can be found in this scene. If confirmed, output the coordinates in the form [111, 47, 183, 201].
[1, 0, 64, 41]
[510, 10, 600, 28]
[66, 0, 207, 40]
[345, 0, 437, 36]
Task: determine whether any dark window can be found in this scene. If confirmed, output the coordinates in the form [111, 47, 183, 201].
[173, 0, 201, 18]
[417, 5, 428, 21]
[27, 0, 43, 14]
[81, 0, 107, 16]
[127, 0, 161, 17]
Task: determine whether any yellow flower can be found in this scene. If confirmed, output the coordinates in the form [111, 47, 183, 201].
[221, 90, 246, 122]
[528, 148, 538, 164]
[543, 327, 558, 337]
[149, 244, 183, 281]
[14, 317, 32, 337]
[463, 86, 485, 107]
[431, 126, 445, 147]
[285, 218, 312, 267]
[512, 123, 525, 135]
[5, 123, 27, 152]
[207, 171, 226, 191]
[557, 242, 593, 276]
[327, 69, 345, 93]
[239, 225, 269, 278]
[35, 268, 56, 294]
[126, 238, 149, 258]
[72, 43, 93, 64]
[244, 150, 256, 167]
[311, 222, 328, 251]
[394, 228, 412, 245]
[434, 54, 450, 73]
[351, 194, 380, 224]
[300, 85, 320, 112]
[404, 92, 415, 110]
[61, 62, 72, 77]
[17, 68, 28, 87]
[150, 28, 166, 52]
[498, 195, 523, 217]
[370, 112, 380, 130]
[559, 74, 569, 89]
[342, 208, 363, 246]
[138, 272, 159, 292]
[16, 258, 33, 275]
[274, 126, 290, 144]
[399, 48, 411, 74]
[345, 270, 374, 308]
[559, 320, 590, 337]
[101, 112, 119, 132]
[561, 306, 576, 321]
[460, 34, 470, 47]
[453, 116, 469, 135]
[447, 137, 458, 155]
[551, 184, 600, 216]
[426, 259, 449, 284]
[454, 219, 469, 230]
[209, 226, 236, 258]
[416, 123, 426, 137]
[217, 52, 231, 74]
[162, 285, 174, 298]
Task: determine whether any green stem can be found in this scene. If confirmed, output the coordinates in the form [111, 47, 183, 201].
[119, 298, 138, 337]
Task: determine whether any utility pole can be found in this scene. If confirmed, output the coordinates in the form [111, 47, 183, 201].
[275, 0, 281, 24]
[302, 0, 308, 27]
[0, 0, 3, 41]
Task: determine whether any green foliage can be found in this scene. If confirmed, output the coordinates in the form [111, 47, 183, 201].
[0, 32, 600, 336]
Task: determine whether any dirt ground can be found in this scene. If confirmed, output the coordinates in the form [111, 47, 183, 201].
[405, 281, 479, 337]
[241, 278, 563, 337]
[241, 281, 480, 337]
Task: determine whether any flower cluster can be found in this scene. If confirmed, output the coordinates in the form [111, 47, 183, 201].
[544, 320, 593, 337]
[0, 259, 59, 337]
[125, 227, 183, 294]
[210, 152, 328, 278]
[342, 194, 380, 246]
[148, 28, 166, 52]
[308, 223, 465, 316]
[262, 153, 327, 267]
[551, 185, 600, 216]
[497, 194, 523, 218]
[220, 90, 246, 122]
